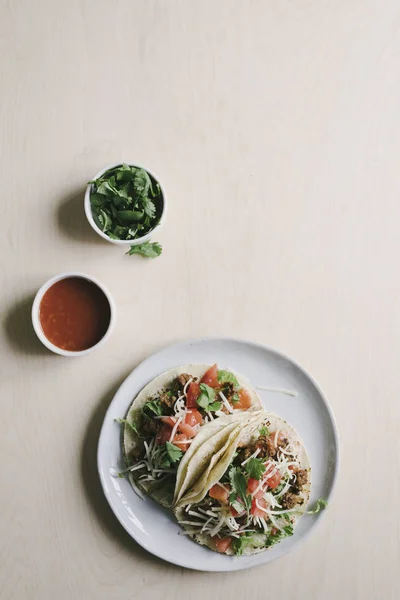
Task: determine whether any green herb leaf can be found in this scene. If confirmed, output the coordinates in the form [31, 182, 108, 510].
[118, 210, 145, 224]
[259, 425, 270, 436]
[115, 418, 142, 437]
[229, 467, 251, 512]
[142, 196, 156, 218]
[98, 209, 112, 232]
[217, 370, 239, 387]
[142, 400, 163, 416]
[305, 499, 327, 514]
[196, 384, 221, 411]
[127, 242, 162, 258]
[244, 457, 266, 480]
[165, 441, 183, 463]
[90, 193, 106, 208]
[132, 168, 150, 198]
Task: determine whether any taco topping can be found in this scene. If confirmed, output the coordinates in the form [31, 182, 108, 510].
[117, 365, 257, 497]
[176, 419, 325, 555]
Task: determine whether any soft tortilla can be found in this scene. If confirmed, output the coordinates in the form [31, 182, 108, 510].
[175, 412, 311, 555]
[122, 364, 262, 507]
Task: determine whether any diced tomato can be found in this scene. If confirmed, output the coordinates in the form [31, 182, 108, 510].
[251, 497, 268, 518]
[200, 364, 219, 388]
[247, 478, 259, 494]
[263, 467, 281, 489]
[172, 433, 189, 451]
[234, 388, 252, 410]
[186, 382, 201, 408]
[155, 424, 172, 445]
[177, 422, 196, 438]
[209, 483, 230, 504]
[160, 416, 176, 427]
[185, 409, 203, 427]
[214, 536, 232, 553]
[247, 477, 264, 499]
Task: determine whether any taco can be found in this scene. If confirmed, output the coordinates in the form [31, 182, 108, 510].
[117, 364, 261, 507]
[174, 412, 324, 556]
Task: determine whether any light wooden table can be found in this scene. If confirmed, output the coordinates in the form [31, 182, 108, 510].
[1, 1, 399, 598]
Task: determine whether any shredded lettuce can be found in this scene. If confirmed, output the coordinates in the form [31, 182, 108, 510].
[232, 533, 262, 556]
[142, 399, 163, 416]
[305, 499, 327, 514]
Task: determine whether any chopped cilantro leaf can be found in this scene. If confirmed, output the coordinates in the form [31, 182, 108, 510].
[229, 466, 252, 512]
[259, 425, 269, 436]
[165, 441, 183, 463]
[244, 457, 266, 480]
[197, 384, 221, 412]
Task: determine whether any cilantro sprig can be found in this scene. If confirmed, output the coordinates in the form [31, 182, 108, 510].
[165, 441, 183, 463]
[127, 241, 162, 258]
[228, 466, 252, 512]
[196, 384, 221, 412]
[158, 442, 183, 468]
[244, 457, 266, 480]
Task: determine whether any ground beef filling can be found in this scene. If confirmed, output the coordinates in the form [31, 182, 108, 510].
[256, 435, 276, 459]
[281, 492, 300, 509]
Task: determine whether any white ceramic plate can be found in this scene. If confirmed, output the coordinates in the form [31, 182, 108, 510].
[97, 338, 339, 571]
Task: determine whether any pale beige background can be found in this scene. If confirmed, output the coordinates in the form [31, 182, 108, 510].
[1, 0, 399, 598]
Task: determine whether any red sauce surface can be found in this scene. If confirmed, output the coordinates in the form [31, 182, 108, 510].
[39, 277, 111, 351]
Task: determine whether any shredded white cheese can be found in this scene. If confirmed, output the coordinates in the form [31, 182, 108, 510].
[169, 417, 182, 442]
[274, 429, 281, 448]
[255, 499, 269, 515]
[219, 391, 234, 413]
[241, 447, 261, 466]
[183, 377, 193, 396]
[256, 386, 298, 397]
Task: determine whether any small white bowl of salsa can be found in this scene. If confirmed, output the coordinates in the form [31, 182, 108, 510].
[32, 272, 116, 356]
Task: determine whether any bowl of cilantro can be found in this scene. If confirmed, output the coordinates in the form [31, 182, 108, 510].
[84, 163, 166, 258]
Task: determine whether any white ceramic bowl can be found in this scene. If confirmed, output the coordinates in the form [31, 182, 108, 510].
[32, 272, 116, 356]
[84, 162, 167, 246]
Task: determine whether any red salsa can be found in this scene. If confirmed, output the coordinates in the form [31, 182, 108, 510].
[39, 277, 111, 351]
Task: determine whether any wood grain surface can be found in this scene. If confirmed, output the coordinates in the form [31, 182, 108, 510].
[1, 1, 399, 598]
